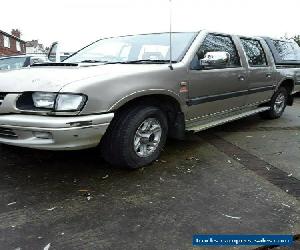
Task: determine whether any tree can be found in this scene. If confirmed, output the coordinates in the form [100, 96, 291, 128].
[293, 35, 300, 46]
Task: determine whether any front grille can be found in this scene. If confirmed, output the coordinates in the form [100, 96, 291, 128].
[0, 93, 7, 106]
[0, 128, 18, 139]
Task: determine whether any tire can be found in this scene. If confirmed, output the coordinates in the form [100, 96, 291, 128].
[260, 87, 288, 119]
[100, 105, 168, 169]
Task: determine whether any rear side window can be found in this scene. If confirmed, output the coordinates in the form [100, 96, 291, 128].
[197, 34, 241, 68]
[272, 40, 300, 61]
[241, 39, 268, 67]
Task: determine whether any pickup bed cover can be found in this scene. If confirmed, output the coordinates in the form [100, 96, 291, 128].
[263, 37, 300, 66]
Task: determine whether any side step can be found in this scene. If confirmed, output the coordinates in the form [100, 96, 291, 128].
[186, 107, 270, 132]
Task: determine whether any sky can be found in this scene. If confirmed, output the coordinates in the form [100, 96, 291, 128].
[1, 0, 299, 52]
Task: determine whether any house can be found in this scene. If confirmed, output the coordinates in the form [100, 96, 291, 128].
[0, 29, 26, 56]
[26, 40, 45, 54]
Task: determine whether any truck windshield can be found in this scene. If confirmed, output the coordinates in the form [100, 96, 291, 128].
[64, 32, 198, 64]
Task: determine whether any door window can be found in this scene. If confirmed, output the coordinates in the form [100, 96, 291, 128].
[193, 34, 241, 69]
[240, 39, 268, 67]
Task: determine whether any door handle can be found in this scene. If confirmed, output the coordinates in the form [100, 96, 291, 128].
[266, 73, 272, 79]
[238, 75, 246, 81]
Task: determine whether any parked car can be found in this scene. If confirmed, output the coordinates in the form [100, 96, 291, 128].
[0, 31, 299, 168]
[0, 54, 48, 71]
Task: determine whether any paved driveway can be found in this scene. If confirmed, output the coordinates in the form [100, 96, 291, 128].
[0, 100, 299, 250]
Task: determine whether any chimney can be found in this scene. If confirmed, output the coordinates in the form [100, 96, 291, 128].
[11, 29, 21, 38]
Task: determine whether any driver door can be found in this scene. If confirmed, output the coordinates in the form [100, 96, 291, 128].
[187, 33, 248, 120]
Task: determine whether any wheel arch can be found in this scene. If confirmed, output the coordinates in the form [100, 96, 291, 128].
[108, 89, 185, 112]
[108, 91, 186, 140]
[277, 78, 295, 94]
[277, 78, 295, 106]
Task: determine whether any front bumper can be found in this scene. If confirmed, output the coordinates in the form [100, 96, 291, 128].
[0, 113, 114, 150]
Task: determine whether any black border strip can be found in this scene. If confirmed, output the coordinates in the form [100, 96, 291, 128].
[253, 234, 300, 249]
[276, 64, 300, 68]
[187, 85, 275, 106]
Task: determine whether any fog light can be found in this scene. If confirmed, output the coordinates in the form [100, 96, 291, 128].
[34, 132, 52, 139]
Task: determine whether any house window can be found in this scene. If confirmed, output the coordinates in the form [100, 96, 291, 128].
[16, 41, 21, 51]
[4, 36, 10, 48]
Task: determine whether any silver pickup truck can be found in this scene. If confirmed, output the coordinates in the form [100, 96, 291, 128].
[0, 30, 299, 168]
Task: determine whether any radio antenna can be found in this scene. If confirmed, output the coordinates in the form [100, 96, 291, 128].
[169, 0, 173, 70]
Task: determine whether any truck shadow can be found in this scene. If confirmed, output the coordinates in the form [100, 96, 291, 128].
[0, 113, 280, 199]
[0, 113, 285, 212]
[0, 114, 266, 176]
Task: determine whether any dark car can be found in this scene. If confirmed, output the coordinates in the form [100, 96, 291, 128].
[0, 54, 48, 71]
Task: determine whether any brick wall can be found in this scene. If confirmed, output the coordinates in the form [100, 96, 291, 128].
[0, 32, 26, 57]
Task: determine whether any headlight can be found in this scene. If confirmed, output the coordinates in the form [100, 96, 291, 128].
[55, 94, 86, 111]
[32, 92, 56, 109]
[17, 92, 87, 112]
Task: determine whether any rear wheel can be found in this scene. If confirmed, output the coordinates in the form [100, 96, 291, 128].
[101, 105, 168, 169]
[260, 87, 288, 119]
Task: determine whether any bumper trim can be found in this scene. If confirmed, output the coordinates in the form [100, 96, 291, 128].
[0, 113, 114, 150]
[0, 113, 114, 129]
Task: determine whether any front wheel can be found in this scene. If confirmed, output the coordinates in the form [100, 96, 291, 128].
[100, 105, 168, 169]
[260, 87, 288, 119]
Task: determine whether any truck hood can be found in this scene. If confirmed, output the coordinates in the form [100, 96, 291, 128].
[0, 63, 167, 93]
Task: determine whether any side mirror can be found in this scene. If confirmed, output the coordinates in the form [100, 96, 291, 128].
[48, 42, 60, 62]
[200, 51, 230, 68]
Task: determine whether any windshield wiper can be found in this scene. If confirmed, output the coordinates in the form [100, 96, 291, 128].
[31, 62, 78, 67]
[102, 60, 177, 65]
[116, 59, 177, 64]
[79, 60, 108, 63]
[77, 59, 177, 65]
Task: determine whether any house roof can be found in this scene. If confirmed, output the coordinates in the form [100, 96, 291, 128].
[0, 29, 25, 43]
[26, 40, 43, 48]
